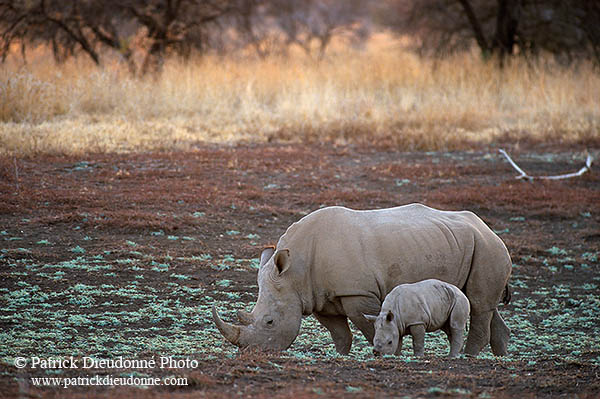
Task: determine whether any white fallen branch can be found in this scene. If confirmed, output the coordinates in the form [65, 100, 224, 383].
[499, 149, 593, 181]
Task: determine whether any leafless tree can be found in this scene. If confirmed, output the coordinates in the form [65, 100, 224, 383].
[269, 0, 367, 60]
[229, 0, 285, 58]
[380, 0, 600, 65]
[122, 0, 234, 73]
[226, 0, 368, 60]
[517, 0, 599, 65]
[0, 1, 102, 64]
[0, 0, 234, 74]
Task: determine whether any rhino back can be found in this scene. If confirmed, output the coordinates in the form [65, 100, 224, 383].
[384, 280, 468, 333]
[277, 204, 509, 314]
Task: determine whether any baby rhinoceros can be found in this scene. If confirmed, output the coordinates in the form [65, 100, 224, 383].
[365, 279, 470, 358]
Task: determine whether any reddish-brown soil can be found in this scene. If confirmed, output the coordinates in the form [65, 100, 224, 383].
[1, 143, 599, 398]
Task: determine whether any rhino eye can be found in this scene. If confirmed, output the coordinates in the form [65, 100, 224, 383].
[266, 319, 274, 326]
[387, 340, 393, 345]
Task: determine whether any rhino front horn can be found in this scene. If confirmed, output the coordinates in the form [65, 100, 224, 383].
[212, 305, 241, 346]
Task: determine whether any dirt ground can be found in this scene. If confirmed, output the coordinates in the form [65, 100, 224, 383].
[1, 143, 599, 398]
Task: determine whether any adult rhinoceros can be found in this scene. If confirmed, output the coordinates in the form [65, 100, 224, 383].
[212, 204, 511, 356]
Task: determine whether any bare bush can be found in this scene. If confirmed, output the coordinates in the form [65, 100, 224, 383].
[0, 0, 233, 74]
[267, 0, 368, 60]
[230, 0, 369, 60]
[380, 0, 600, 65]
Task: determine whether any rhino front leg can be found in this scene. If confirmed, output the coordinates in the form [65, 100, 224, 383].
[395, 335, 403, 356]
[409, 324, 426, 357]
[340, 296, 381, 344]
[490, 308, 510, 356]
[314, 313, 352, 355]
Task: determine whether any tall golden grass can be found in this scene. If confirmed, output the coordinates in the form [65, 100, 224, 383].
[1, 36, 599, 155]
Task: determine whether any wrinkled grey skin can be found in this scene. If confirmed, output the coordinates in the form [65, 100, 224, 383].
[365, 279, 470, 358]
[213, 204, 511, 356]
[213, 248, 303, 351]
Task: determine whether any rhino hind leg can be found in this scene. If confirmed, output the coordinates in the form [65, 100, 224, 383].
[464, 310, 493, 356]
[447, 299, 469, 357]
[314, 313, 352, 355]
[490, 308, 510, 356]
[447, 327, 465, 358]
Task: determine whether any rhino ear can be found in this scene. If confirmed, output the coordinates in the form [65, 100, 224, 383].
[274, 249, 290, 275]
[363, 314, 378, 323]
[386, 311, 394, 322]
[260, 246, 275, 268]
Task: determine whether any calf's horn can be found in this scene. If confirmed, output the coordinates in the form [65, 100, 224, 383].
[212, 305, 241, 345]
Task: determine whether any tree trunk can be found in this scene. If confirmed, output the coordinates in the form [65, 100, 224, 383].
[492, 0, 520, 66]
[142, 41, 166, 75]
[458, 0, 490, 57]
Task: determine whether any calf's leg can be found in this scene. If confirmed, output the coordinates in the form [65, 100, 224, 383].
[448, 328, 465, 358]
[443, 321, 465, 358]
[409, 324, 426, 357]
[447, 299, 469, 357]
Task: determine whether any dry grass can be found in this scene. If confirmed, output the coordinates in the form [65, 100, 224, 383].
[1, 35, 599, 155]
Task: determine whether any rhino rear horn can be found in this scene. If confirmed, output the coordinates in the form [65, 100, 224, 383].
[212, 305, 241, 346]
[237, 310, 254, 326]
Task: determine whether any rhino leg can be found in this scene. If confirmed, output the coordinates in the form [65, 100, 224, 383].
[314, 313, 352, 355]
[448, 327, 465, 358]
[463, 252, 511, 356]
[464, 310, 493, 356]
[395, 335, 403, 356]
[441, 324, 451, 339]
[409, 324, 426, 357]
[490, 309, 510, 356]
[340, 296, 381, 344]
[447, 299, 469, 357]
[442, 323, 465, 358]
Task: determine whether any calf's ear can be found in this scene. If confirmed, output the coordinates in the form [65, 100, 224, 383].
[363, 314, 378, 323]
[386, 311, 394, 322]
[274, 249, 290, 274]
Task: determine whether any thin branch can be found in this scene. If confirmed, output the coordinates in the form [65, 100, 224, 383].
[13, 155, 19, 193]
[499, 149, 593, 180]
[457, 0, 490, 54]
[42, 14, 100, 64]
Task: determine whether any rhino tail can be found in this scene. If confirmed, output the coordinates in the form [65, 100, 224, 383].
[501, 284, 511, 305]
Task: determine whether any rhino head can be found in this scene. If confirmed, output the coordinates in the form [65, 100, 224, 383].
[365, 310, 400, 355]
[212, 247, 303, 351]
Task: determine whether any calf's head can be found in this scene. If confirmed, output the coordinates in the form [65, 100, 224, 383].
[365, 310, 400, 355]
[212, 247, 303, 351]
